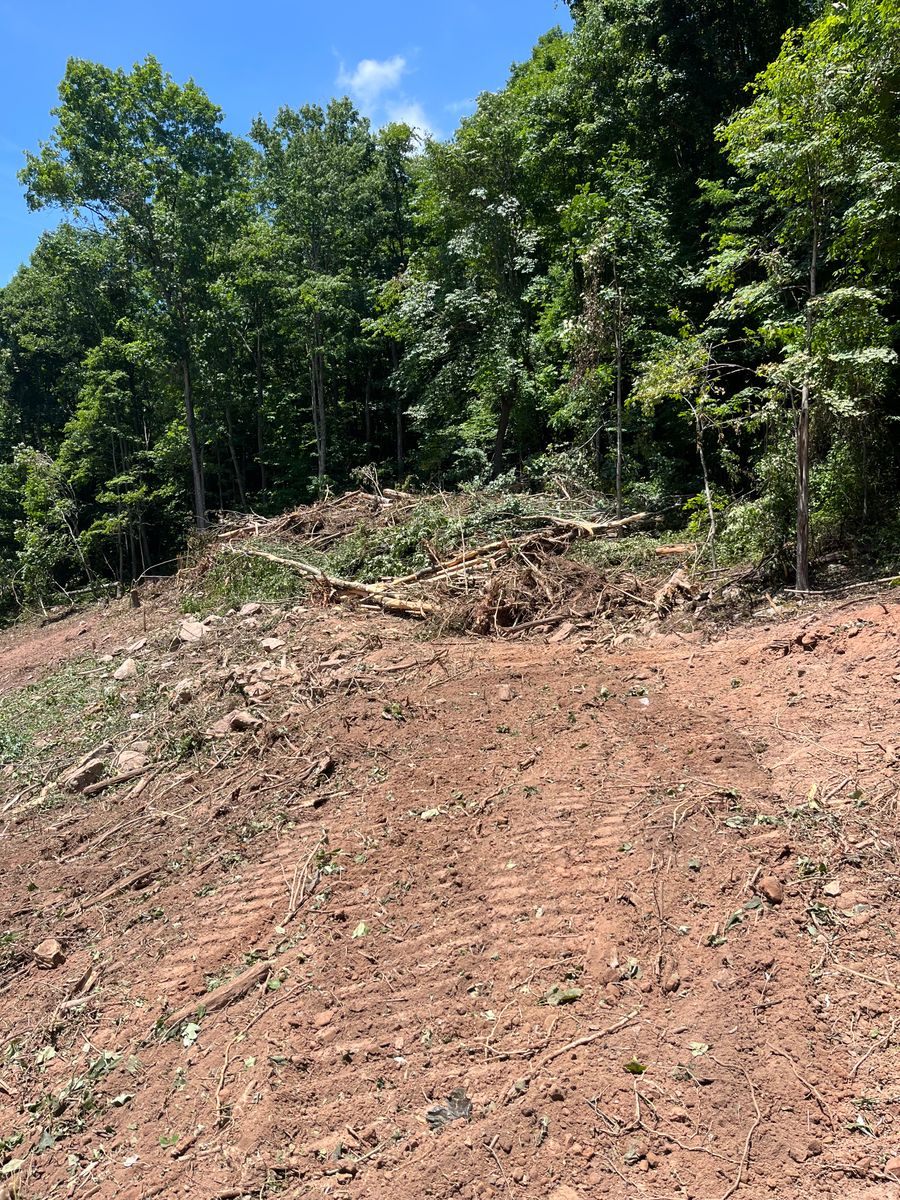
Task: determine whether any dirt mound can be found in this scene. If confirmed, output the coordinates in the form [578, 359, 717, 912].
[1, 585, 899, 1200]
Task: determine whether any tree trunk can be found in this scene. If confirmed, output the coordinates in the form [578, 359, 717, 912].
[182, 356, 206, 529]
[309, 339, 327, 490]
[224, 400, 247, 509]
[795, 220, 818, 591]
[491, 394, 514, 479]
[364, 367, 373, 455]
[614, 319, 624, 520]
[255, 329, 267, 493]
[390, 343, 403, 473]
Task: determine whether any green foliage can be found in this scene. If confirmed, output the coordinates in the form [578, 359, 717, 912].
[3, 0, 900, 597]
[181, 555, 303, 615]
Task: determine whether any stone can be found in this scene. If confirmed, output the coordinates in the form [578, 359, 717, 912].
[208, 710, 263, 736]
[33, 938, 65, 969]
[497, 684, 513, 702]
[113, 658, 138, 681]
[261, 637, 285, 652]
[758, 875, 785, 905]
[114, 750, 149, 773]
[178, 620, 206, 643]
[662, 972, 681, 995]
[239, 603, 262, 616]
[59, 758, 106, 793]
[314, 1010, 334, 1028]
[885, 1156, 900, 1177]
[172, 678, 195, 705]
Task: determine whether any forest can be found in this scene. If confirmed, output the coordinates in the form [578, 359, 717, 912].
[1, 0, 899, 613]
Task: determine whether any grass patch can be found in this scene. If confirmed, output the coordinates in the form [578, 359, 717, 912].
[0, 659, 137, 786]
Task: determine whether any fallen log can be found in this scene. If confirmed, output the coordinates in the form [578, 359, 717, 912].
[222, 545, 437, 616]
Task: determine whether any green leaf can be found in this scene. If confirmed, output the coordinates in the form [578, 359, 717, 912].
[624, 1059, 647, 1075]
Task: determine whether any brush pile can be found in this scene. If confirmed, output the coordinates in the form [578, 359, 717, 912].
[211, 488, 700, 636]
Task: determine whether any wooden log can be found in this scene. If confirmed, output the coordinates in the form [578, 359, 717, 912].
[222, 546, 437, 616]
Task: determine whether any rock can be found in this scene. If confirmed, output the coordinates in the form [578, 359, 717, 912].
[178, 620, 206, 643]
[823, 880, 841, 897]
[885, 1156, 900, 1177]
[758, 875, 785, 905]
[788, 1146, 807, 1164]
[662, 972, 681, 995]
[549, 1187, 582, 1200]
[261, 637, 285, 652]
[800, 632, 819, 651]
[114, 749, 149, 773]
[239, 603, 262, 616]
[33, 938, 65, 969]
[172, 678, 195, 705]
[129, 740, 152, 755]
[807, 1140, 823, 1158]
[314, 1010, 334, 1028]
[113, 657, 138, 681]
[208, 709, 263, 737]
[59, 758, 107, 793]
[125, 637, 147, 653]
[497, 684, 513, 702]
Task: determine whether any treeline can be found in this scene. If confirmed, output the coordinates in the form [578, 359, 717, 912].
[1, 0, 899, 608]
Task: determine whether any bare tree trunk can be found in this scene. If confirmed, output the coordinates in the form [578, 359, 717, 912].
[390, 343, 403, 473]
[614, 319, 624, 520]
[309, 335, 327, 491]
[255, 329, 267, 493]
[182, 356, 206, 530]
[491, 394, 514, 478]
[795, 221, 817, 591]
[224, 400, 247, 509]
[364, 367, 372, 455]
[690, 398, 717, 570]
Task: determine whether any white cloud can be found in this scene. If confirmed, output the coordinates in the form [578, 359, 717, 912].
[385, 100, 439, 141]
[336, 53, 439, 141]
[337, 55, 408, 107]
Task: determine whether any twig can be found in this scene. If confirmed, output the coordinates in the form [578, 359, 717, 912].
[767, 1045, 835, 1129]
[716, 1062, 762, 1200]
[502, 1008, 639, 1103]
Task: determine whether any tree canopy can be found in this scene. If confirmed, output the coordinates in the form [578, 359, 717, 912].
[2, 0, 900, 612]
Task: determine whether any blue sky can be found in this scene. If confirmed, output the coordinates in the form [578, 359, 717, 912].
[0, 0, 571, 284]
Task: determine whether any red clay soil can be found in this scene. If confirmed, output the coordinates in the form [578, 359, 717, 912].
[1, 592, 900, 1200]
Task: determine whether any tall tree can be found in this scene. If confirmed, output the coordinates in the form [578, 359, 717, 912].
[21, 55, 239, 528]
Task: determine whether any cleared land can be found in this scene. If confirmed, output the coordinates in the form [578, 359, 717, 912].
[1, 507, 899, 1200]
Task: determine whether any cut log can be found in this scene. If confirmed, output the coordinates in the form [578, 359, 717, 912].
[222, 546, 437, 616]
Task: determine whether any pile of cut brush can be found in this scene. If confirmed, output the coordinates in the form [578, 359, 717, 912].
[212, 488, 699, 636]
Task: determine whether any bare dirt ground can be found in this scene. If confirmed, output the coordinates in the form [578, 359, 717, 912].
[1, 586, 899, 1200]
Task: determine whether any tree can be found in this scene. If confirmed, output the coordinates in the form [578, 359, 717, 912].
[21, 56, 239, 528]
[252, 100, 380, 489]
[561, 150, 677, 513]
[721, 6, 897, 588]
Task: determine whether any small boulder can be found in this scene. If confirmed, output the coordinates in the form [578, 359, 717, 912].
[171, 678, 195, 705]
[113, 657, 138, 681]
[208, 709, 263, 737]
[758, 875, 785, 905]
[59, 758, 106, 793]
[33, 938, 65, 969]
[114, 749, 149, 773]
[239, 602, 262, 616]
[178, 620, 206, 643]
